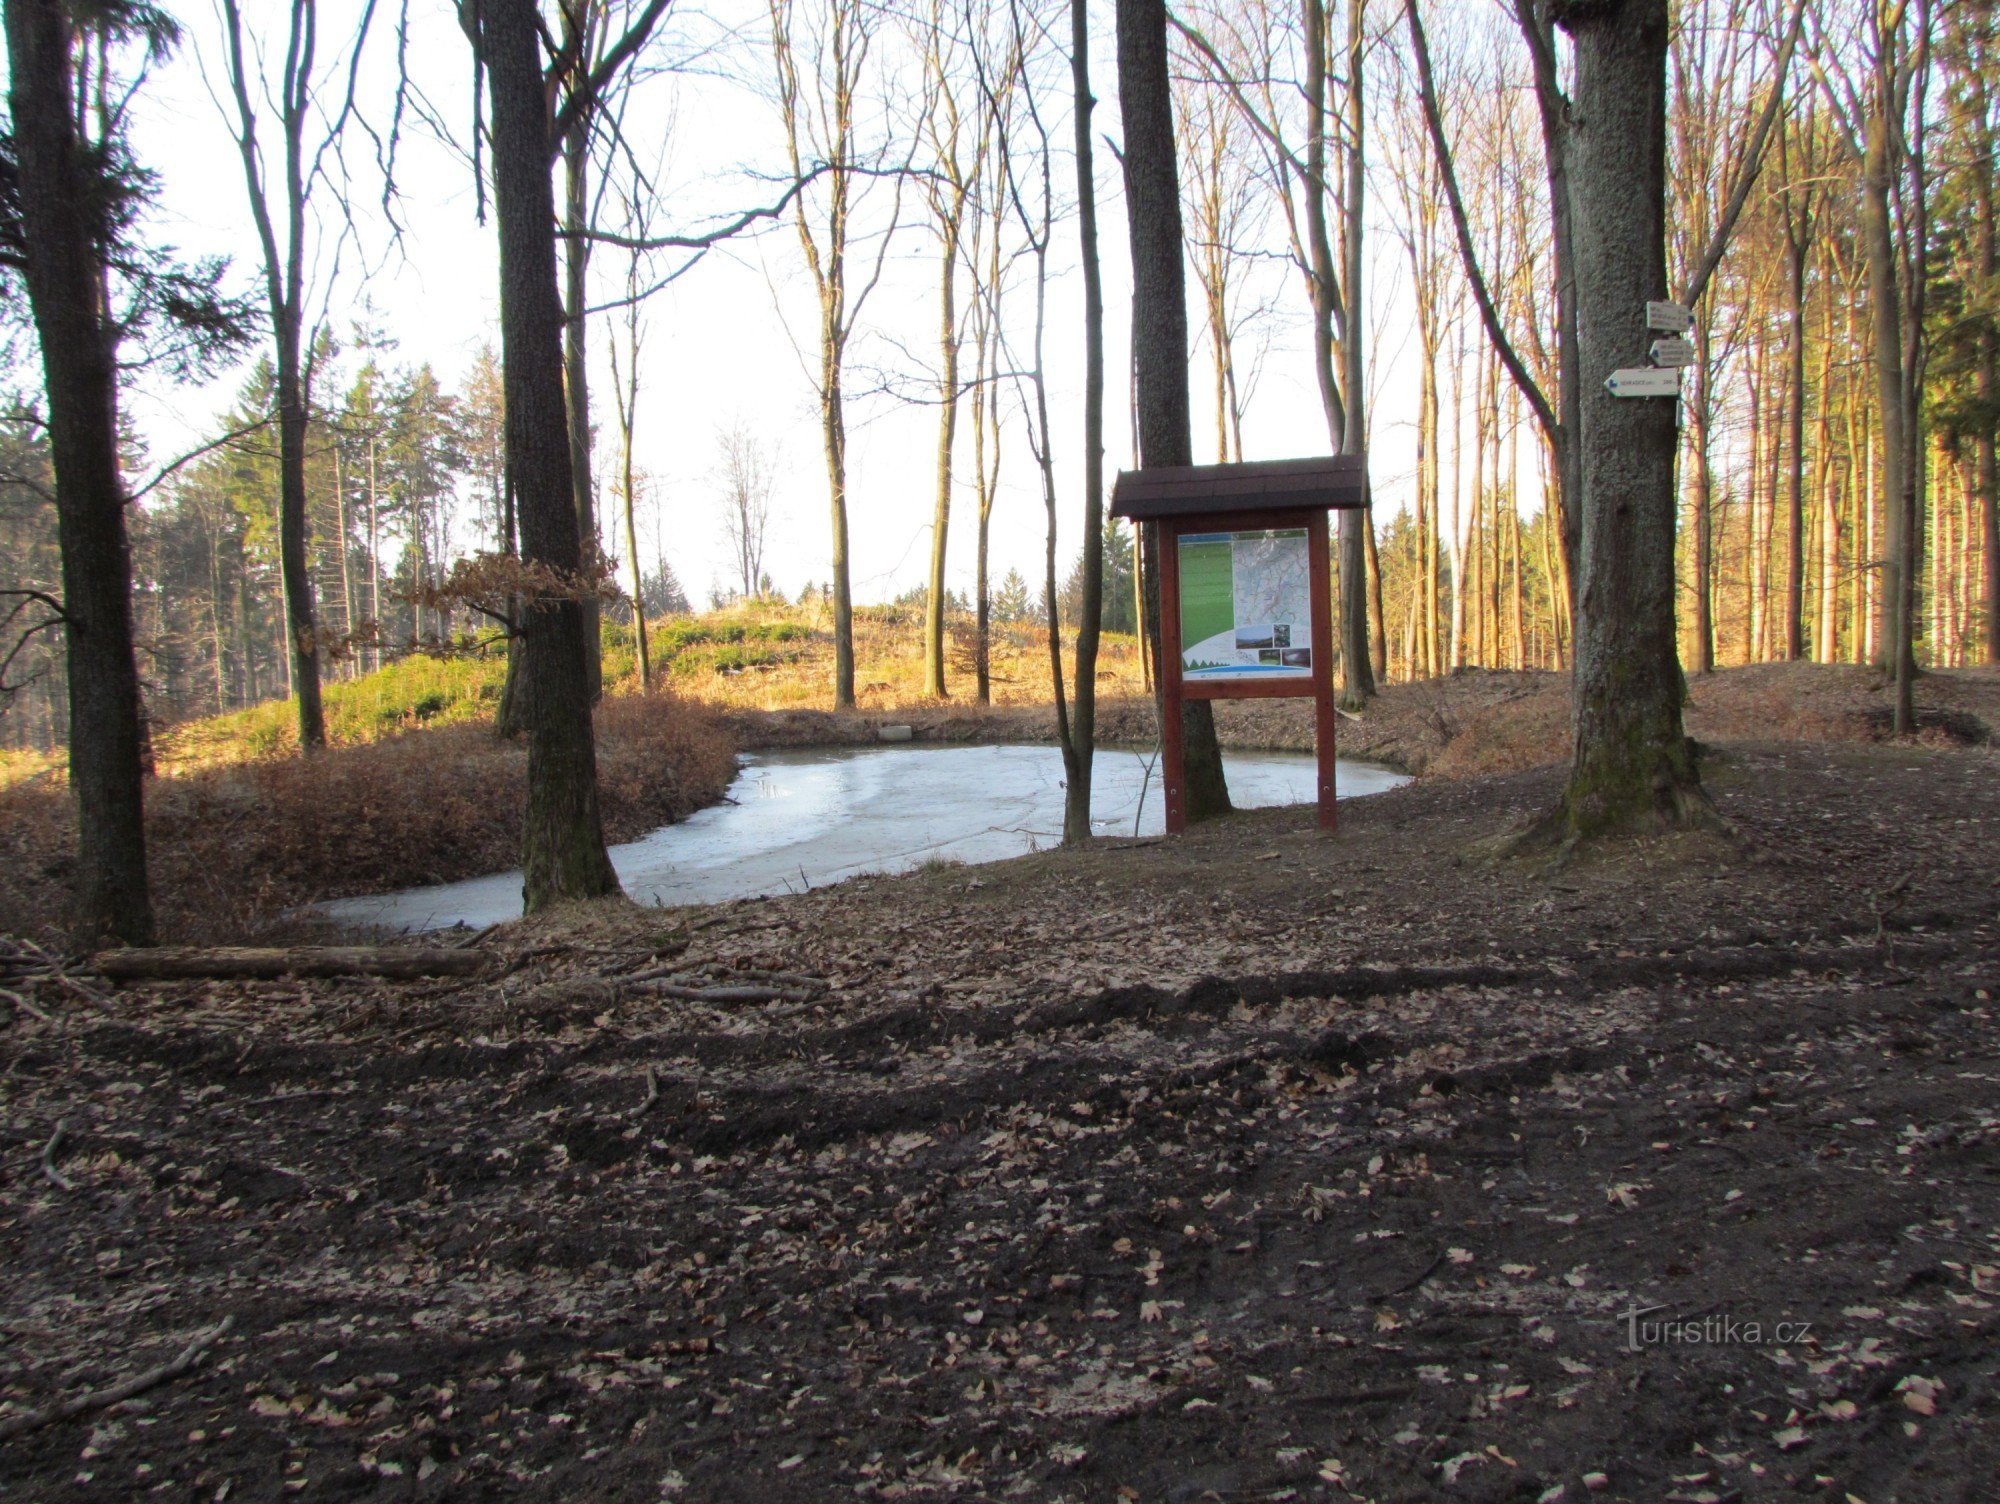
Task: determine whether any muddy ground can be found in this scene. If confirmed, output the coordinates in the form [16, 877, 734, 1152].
[3, 737, 1998, 1502]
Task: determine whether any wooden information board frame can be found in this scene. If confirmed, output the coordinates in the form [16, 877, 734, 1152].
[1110, 456, 1368, 836]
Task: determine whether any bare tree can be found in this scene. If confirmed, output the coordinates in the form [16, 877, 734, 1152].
[717, 424, 777, 600]
[913, 0, 981, 698]
[607, 189, 653, 692]
[1065, 0, 1107, 842]
[1547, 0, 1712, 842]
[770, 0, 902, 708]
[965, 0, 1020, 704]
[1175, 68, 1269, 464]
[1809, 0, 1935, 732]
[3, 0, 158, 939]
[456, 0, 670, 909]
[216, 0, 378, 752]
[1172, 0, 1374, 704]
[1119, 0, 1230, 820]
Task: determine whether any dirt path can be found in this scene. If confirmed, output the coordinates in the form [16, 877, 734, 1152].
[2, 740, 1997, 1501]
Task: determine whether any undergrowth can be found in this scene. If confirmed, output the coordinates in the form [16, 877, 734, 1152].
[0, 692, 737, 948]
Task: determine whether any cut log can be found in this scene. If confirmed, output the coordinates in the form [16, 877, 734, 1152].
[94, 946, 493, 983]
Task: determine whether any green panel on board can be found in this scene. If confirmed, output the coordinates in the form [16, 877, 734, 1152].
[1178, 538, 1234, 648]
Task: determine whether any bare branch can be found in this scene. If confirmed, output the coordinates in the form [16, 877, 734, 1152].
[1401, 0, 1559, 446]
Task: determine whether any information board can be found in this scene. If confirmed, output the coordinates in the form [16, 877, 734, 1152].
[1176, 528, 1313, 681]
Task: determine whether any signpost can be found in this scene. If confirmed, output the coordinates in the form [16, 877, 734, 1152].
[1606, 366, 1683, 398]
[1648, 336, 1694, 368]
[1645, 300, 1694, 332]
[1110, 456, 1367, 834]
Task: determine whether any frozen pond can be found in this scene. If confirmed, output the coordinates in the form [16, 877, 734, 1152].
[325, 743, 1408, 933]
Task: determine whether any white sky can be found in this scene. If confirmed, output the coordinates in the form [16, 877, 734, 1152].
[118, 0, 1509, 612]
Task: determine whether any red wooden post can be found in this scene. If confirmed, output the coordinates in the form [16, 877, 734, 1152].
[1159, 522, 1187, 835]
[1307, 509, 1338, 831]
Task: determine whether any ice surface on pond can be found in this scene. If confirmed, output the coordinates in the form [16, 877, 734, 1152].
[323, 742, 1407, 934]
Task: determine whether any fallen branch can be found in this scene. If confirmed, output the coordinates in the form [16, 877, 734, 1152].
[0, 1315, 235, 1442]
[729, 969, 829, 990]
[95, 946, 492, 983]
[631, 982, 815, 1005]
[40, 1119, 73, 1191]
[0, 985, 52, 1022]
[629, 1065, 660, 1120]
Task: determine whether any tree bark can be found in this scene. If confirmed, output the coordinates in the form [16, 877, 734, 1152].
[924, 206, 961, 699]
[1115, 0, 1229, 821]
[220, 0, 326, 752]
[564, 109, 603, 704]
[1861, 100, 1915, 726]
[1063, 0, 1105, 845]
[5, 0, 155, 944]
[1784, 201, 1809, 660]
[1336, 0, 1375, 705]
[469, 0, 620, 910]
[1549, 0, 1707, 842]
[1689, 316, 1716, 672]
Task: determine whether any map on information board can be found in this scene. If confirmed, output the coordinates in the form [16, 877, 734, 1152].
[1177, 528, 1312, 681]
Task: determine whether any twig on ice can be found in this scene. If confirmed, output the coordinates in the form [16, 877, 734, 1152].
[0, 1315, 235, 1442]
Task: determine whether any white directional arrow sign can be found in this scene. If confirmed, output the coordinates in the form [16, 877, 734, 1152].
[1649, 336, 1694, 368]
[1606, 367, 1683, 398]
[1646, 300, 1694, 333]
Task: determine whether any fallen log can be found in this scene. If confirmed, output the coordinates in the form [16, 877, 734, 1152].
[95, 946, 492, 983]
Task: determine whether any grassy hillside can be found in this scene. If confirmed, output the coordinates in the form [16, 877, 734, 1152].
[127, 601, 1141, 777]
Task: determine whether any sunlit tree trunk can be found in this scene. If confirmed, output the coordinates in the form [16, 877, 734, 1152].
[1550, 0, 1708, 841]
[5, 0, 155, 942]
[465, 0, 619, 909]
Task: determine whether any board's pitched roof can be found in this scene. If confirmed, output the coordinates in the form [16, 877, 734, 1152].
[1109, 455, 1368, 520]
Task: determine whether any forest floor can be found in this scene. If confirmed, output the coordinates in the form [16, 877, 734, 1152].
[2, 713, 1998, 1500]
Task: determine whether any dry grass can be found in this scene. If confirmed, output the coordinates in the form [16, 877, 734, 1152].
[676, 600, 1149, 712]
[0, 745, 60, 792]
[0, 692, 736, 947]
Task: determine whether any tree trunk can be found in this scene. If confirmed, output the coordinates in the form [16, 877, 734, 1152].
[1861, 103, 1914, 730]
[472, 0, 619, 909]
[1972, 52, 1998, 664]
[1115, 0, 1229, 820]
[924, 212, 961, 700]
[1063, 0, 1105, 846]
[1336, 0, 1375, 705]
[1784, 203, 1809, 660]
[619, 370, 651, 693]
[1689, 316, 1715, 672]
[823, 358, 856, 708]
[333, 444, 355, 676]
[276, 348, 326, 746]
[564, 115, 603, 704]
[1550, 0, 1707, 842]
[4, 0, 155, 944]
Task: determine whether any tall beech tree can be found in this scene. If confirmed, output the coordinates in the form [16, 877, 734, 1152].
[1115, 0, 1230, 821]
[3, 0, 156, 940]
[457, 0, 670, 909]
[1547, 0, 1710, 841]
[770, 0, 898, 709]
[1062, 0, 1106, 843]
[217, 0, 376, 753]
